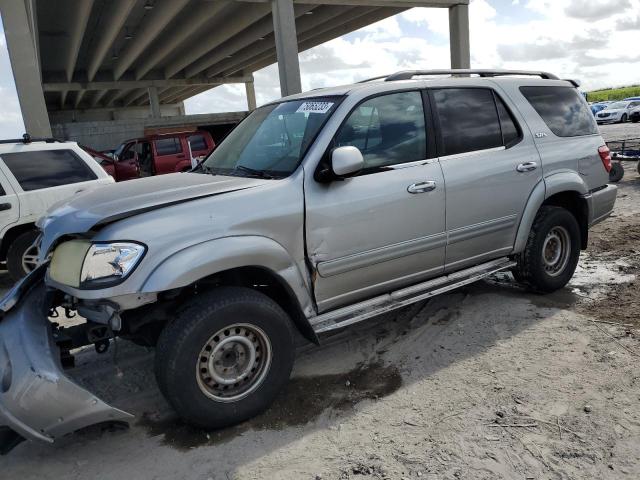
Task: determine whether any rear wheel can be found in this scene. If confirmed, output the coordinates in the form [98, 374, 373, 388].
[513, 206, 581, 293]
[6, 229, 40, 281]
[609, 162, 624, 183]
[155, 287, 295, 429]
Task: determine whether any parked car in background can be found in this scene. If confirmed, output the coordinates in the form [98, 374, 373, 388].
[624, 96, 640, 101]
[0, 137, 113, 280]
[596, 100, 640, 124]
[0, 70, 617, 452]
[113, 130, 215, 177]
[590, 102, 609, 116]
[81, 145, 140, 182]
[630, 105, 640, 123]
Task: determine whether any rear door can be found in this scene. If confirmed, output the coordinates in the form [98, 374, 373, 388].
[0, 169, 20, 235]
[0, 148, 100, 223]
[430, 86, 542, 270]
[153, 136, 188, 174]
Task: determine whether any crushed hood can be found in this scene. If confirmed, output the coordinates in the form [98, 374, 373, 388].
[37, 172, 268, 256]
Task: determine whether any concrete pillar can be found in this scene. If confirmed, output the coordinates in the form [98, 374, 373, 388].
[448, 4, 470, 69]
[271, 0, 301, 97]
[1, 0, 52, 137]
[148, 86, 161, 118]
[245, 78, 257, 111]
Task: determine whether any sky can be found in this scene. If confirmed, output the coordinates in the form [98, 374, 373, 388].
[1, 0, 639, 138]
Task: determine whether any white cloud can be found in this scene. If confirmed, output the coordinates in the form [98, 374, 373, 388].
[0, 25, 25, 139]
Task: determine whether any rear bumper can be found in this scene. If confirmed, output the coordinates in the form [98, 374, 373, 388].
[585, 184, 617, 227]
[0, 270, 132, 454]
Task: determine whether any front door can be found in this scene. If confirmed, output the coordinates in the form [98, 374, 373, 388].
[305, 90, 446, 312]
[429, 87, 543, 270]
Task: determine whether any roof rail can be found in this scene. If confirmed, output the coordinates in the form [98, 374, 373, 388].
[0, 133, 63, 145]
[384, 69, 560, 81]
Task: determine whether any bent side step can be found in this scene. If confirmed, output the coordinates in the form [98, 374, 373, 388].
[310, 257, 516, 334]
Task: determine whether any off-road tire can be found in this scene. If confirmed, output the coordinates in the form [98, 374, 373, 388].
[513, 206, 581, 293]
[609, 162, 624, 183]
[155, 287, 295, 429]
[6, 229, 39, 281]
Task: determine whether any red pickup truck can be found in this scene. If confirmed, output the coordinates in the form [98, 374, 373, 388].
[104, 130, 215, 181]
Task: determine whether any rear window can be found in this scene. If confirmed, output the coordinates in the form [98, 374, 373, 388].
[1, 149, 97, 191]
[520, 86, 597, 137]
[155, 138, 183, 156]
[432, 88, 503, 156]
[188, 134, 208, 151]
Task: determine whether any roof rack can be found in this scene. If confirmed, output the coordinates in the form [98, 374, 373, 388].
[0, 133, 63, 145]
[384, 69, 560, 81]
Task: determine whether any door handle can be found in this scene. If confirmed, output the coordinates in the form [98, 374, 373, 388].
[407, 180, 437, 194]
[516, 161, 538, 172]
[0, 203, 11, 211]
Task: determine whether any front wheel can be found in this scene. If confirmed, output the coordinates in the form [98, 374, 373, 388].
[621, 114, 628, 123]
[513, 206, 581, 293]
[155, 287, 295, 429]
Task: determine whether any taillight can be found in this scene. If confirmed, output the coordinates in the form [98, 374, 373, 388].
[598, 145, 612, 173]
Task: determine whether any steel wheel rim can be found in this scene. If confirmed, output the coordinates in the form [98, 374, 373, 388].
[21, 242, 40, 274]
[196, 323, 272, 403]
[542, 226, 570, 277]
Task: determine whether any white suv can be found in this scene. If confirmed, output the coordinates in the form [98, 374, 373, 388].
[0, 136, 113, 280]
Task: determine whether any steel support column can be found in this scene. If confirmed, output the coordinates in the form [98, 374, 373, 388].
[245, 77, 257, 110]
[448, 4, 470, 69]
[148, 86, 161, 118]
[271, 0, 302, 97]
[0, 0, 51, 136]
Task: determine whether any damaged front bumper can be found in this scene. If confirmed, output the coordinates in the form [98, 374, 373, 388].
[0, 266, 132, 454]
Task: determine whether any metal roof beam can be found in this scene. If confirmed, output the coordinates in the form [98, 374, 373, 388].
[233, 0, 466, 6]
[87, 0, 136, 81]
[113, 0, 191, 80]
[134, 1, 229, 80]
[164, 3, 271, 79]
[186, 3, 314, 78]
[43, 76, 252, 92]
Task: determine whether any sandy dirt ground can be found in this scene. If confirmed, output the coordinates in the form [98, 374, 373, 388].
[1, 123, 640, 479]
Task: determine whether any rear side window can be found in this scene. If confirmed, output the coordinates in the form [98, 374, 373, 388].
[1, 149, 97, 191]
[520, 86, 597, 137]
[188, 134, 208, 151]
[155, 138, 183, 156]
[432, 88, 503, 156]
[495, 95, 520, 147]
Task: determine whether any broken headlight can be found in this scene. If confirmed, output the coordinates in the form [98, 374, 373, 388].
[49, 240, 146, 288]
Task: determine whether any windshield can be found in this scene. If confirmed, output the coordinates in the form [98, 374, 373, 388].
[607, 102, 628, 109]
[199, 97, 341, 178]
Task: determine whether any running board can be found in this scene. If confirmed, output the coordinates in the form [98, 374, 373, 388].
[310, 257, 516, 334]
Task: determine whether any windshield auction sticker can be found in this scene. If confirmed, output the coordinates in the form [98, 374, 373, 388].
[296, 101, 334, 114]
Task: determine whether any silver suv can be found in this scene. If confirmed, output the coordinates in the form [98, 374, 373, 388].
[0, 70, 617, 452]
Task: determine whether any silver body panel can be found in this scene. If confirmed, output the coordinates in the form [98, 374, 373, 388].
[0, 278, 132, 447]
[0, 74, 617, 449]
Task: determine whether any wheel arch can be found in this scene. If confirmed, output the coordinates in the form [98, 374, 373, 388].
[0, 222, 37, 262]
[141, 236, 318, 344]
[514, 175, 590, 253]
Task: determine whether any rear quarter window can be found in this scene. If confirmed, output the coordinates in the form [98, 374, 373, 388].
[0, 149, 97, 191]
[155, 138, 183, 156]
[520, 86, 598, 137]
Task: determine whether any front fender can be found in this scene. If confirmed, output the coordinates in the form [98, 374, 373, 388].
[141, 235, 315, 317]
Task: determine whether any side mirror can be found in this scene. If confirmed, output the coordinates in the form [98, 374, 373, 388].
[331, 146, 364, 178]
